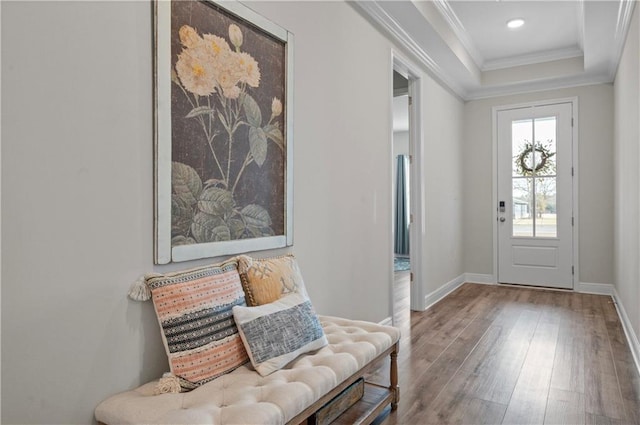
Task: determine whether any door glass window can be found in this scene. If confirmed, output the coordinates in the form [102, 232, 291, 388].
[511, 116, 558, 238]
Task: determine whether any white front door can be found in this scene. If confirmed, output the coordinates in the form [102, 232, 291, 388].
[497, 102, 574, 289]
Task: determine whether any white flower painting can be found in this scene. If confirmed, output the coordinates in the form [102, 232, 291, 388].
[167, 1, 288, 251]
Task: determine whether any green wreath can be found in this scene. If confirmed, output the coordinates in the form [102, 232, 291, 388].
[514, 141, 556, 176]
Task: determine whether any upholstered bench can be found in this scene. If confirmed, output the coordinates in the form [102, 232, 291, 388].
[95, 315, 400, 425]
[96, 255, 400, 424]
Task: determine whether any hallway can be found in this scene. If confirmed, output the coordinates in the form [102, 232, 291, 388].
[372, 280, 640, 424]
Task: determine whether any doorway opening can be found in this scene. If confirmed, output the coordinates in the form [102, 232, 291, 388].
[392, 54, 425, 320]
[393, 71, 411, 275]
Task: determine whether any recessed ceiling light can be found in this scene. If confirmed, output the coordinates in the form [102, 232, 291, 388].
[507, 18, 525, 29]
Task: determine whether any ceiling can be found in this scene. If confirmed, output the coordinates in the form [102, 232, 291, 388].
[353, 0, 636, 100]
[449, 1, 582, 69]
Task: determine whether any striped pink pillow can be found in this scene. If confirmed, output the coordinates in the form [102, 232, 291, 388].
[146, 259, 249, 391]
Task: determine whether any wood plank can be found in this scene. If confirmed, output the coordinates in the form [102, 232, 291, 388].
[543, 389, 585, 425]
[501, 321, 559, 424]
[623, 397, 640, 425]
[550, 289, 585, 394]
[613, 355, 640, 403]
[310, 378, 364, 425]
[423, 394, 507, 425]
[585, 413, 628, 425]
[605, 318, 635, 362]
[599, 295, 619, 323]
[582, 294, 628, 421]
[396, 315, 495, 421]
[584, 368, 628, 421]
[603, 317, 640, 403]
[331, 384, 392, 425]
[380, 281, 640, 425]
[549, 335, 585, 393]
[397, 287, 525, 423]
[463, 309, 540, 405]
[583, 315, 617, 376]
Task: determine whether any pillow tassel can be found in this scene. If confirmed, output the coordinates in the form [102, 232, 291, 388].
[153, 372, 182, 395]
[128, 275, 151, 301]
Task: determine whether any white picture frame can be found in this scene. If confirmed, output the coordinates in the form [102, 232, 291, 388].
[154, 0, 294, 264]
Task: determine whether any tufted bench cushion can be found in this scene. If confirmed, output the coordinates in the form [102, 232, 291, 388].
[95, 315, 400, 425]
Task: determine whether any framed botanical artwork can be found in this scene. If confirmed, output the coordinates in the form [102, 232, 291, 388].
[154, 0, 294, 264]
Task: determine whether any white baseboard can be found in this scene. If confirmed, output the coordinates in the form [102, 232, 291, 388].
[423, 274, 466, 311]
[576, 281, 615, 295]
[378, 317, 393, 327]
[612, 288, 640, 376]
[464, 273, 495, 285]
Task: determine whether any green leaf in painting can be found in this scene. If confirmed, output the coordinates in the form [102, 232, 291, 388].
[261, 226, 275, 236]
[171, 235, 196, 246]
[191, 212, 230, 242]
[198, 187, 234, 217]
[245, 225, 261, 238]
[243, 94, 262, 128]
[241, 204, 272, 228]
[264, 124, 285, 151]
[171, 194, 193, 236]
[172, 162, 202, 206]
[203, 178, 227, 189]
[249, 127, 268, 167]
[186, 106, 214, 119]
[244, 225, 274, 239]
[228, 218, 246, 239]
[211, 225, 231, 241]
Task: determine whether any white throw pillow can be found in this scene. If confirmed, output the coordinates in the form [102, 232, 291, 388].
[232, 292, 327, 376]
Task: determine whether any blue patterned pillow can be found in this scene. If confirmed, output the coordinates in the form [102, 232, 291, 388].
[232, 292, 328, 376]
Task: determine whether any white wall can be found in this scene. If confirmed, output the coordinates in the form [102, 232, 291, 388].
[2, 3, 166, 424]
[422, 78, 465, 294]
[614, 4, 640, 344]
[1, 1, 465, 423]
[463, 84, 615, 286]
[244, 1, 392, 320]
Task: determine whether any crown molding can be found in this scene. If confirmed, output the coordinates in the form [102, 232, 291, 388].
[465, 71, 612, 101]
[577, 0, 585, 52]
[482, 46, 584, 71]
[350, 1, 467, 100]
[609, 0, 637, 79]
[431, 0, 484, 67]
[433, 0, 586, 72]
[352, 0, 628, 102]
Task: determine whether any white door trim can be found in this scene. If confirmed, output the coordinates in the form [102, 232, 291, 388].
[492, 97, 579, 287]
[392, 51, 425, 313]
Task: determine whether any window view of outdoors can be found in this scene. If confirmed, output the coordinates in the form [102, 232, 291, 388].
[511, 117, 557, 238]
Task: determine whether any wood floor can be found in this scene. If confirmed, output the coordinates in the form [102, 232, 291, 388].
[368, 272, 640, 424]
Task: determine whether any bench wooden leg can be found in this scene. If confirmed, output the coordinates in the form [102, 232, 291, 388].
[390, 342, 399, 410]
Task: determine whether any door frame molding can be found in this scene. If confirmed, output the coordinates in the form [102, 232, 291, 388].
[491, 97, 579, 287]
[391, 51, 425, 313]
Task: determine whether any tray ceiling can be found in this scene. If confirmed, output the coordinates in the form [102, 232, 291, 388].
[353, 0, 636, 100]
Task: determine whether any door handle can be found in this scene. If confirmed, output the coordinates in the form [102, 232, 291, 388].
[500, 217, 506, 222]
